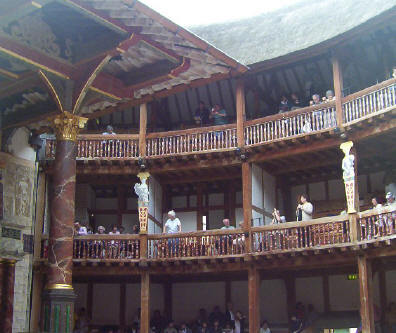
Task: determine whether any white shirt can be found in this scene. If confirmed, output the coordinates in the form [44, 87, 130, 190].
[234, 321, 241, 333]
[77, 226, 88, 235]
[259, 328, 271, 333]
[300, 202, 313, 221]
[165, 218, 181, 234]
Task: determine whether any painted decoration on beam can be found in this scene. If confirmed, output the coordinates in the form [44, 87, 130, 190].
[340, 141, 356, 213]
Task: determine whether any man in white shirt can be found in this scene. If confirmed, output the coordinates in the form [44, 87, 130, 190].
[296, 194, 314, 221]
[164, 210, 181, 257]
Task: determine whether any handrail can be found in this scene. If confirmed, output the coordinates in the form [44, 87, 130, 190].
[146, 123, 236, 138]
[147, 228, 245, 240]
[342, 77, 396, 103]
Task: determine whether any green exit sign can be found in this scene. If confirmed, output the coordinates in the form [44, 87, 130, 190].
[347, 274, 358, 280]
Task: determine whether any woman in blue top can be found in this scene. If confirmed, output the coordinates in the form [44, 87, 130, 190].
[210, 104, 227, 125]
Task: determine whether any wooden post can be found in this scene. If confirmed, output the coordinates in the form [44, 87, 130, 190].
[139, 103, 148, 157]
[228, 182, 236, 226]
[284, 275, 296, 326]
[358, 256, 375, 332]
[33, 172, 46, 260]
[322, 274, 330, 313]
[332, 55, 344, 128]
[120, 283, 126, 331]
[242, 162, 252, 251]
[141, 271, 150, 333]
[163, 282, 173, 322]
[29, 271, 44, 331]
[248, 266, 260, 333]
[197, 183, 203, 230]
[236, 79, 246, 148]
[378, 265, 387, 332]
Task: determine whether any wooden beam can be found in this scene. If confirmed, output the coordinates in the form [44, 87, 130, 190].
[29, 271, 44, 332]
[139, 103, 148, 157]
[248, 266, 260, 333]
[242, 162, 252, 250]
[332, 56, 344, 128]
[358, 256, 375, 332]
[236, 79, 246, 148]
[140, 271, 150, 333]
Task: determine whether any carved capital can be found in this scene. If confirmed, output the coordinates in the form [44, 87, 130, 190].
[50, 111, 87, 141]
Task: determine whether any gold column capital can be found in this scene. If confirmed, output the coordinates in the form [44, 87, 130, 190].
[50, 111, 88, 141]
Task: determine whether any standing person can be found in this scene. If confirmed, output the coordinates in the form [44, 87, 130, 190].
[296, 194, 313, 221]
[259, 320, 271, 333]
[385, 192, 396, 208]
[225, 302, 235, 328]
[278, 95, 292, 113]
[194, 101, 210, 126]
[164, 210, 181, 257]
[290, 93, 302, 110]
[109, 225, 120, 258]
[372, 197, 383, 209]
[233, 311, 245, 333]
[210, 104, 228, 126]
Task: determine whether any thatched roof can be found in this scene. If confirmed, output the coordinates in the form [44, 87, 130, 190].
[190, 0, 395, 66]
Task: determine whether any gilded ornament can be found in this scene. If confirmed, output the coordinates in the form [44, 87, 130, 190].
[50, 112, 88, 141]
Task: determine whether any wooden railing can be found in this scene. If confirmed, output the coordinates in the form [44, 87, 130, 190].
[343, 79, 396, 124]
[45, 134, 139, 160]
[147, 229, 246, 259]
[38, 210, 396, 262]
[251, 215, 350, 252]
[244, 102, 336, 146]
[73, 235, 140, 260]
[146, 124, 237, 157]
[358, 206, 396, 241]
[43, 79, 396, 160]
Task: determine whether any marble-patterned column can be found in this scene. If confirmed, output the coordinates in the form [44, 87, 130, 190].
[42, 112, 87, 333]
[2, 260, 16, 333]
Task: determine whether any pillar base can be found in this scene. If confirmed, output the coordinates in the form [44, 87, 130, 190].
[41, 287, 76, 333]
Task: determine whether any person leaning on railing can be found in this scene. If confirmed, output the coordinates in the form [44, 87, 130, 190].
[296, 194, 313, 247]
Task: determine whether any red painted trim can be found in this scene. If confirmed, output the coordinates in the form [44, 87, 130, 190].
[91, 72, 133, 99]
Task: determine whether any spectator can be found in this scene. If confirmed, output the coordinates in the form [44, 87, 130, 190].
[198, 322, 210, 333]
[150, 310, 166, 332]
[278, 95, 292, 113]
[102, 125, 116, 135]
[223, 322, 234, 332]
[372, 197, 383, 209]
[119, 225, 125, 234]
[385, 192, 396, 208]
[74, 221, 88, 235]
[164, 321, 178, 333]
[109, 225, 120, 235]
[196, 308, 208, 328]
[325, 90, 335, 102]
[271, 208, 286, 224]
[290, 93, 302, 110]
[233, 311, 245, 333]
[194, 101, 210, 126]
[225, 302, 235, 327]
[259, 320, 271, 333]
[164, 210, 182, 234]
[179, 323, 192, 333]
[210, 320, 222, 333]
[306, 304, 319, 326]
[132, 224, 140, 234]
[209, 306, 225, 326]
[221, 219, 235, 230]
[296, 194, 313, 221]
[164, 210, 181, 256]
[96, 226, 106, 234]
[210, 104, 227, 126]
[290, 315, 304, 333]
[310, 94, 321, 106]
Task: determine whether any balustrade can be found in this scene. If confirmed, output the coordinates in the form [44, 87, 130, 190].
[73, 235, 140, 260]
[146, 124, 237, 157]
[358, 207, 396, 241]
[343, 81, 396, 124]
[251, 216, 350, 252]
[245, 103, 336, 146]
[147, 229, 246, 259]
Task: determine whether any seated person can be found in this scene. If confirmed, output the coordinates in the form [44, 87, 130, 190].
[210, 320, 222, 333]
[179, 323, 192, 333]
[279, 95, 292, 113]
[210, 104, 228, 126]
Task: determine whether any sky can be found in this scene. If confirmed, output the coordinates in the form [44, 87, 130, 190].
[140, 0, 302, 27]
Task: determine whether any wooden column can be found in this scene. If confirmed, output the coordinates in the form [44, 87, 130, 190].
[197, 183, 203, 230]
[332, 55, 344, 128]
[139, 103, 148, 157]
[228, 182, 236, 226]
[236, 79, 246, 148]
[358, 256, 375, 332]
[242, 162, 252, 251]
[163, 282, 173, 322]
[248, 266, 260, 333]
[140, 271, 150, 333]
[120, 283, 126, 331]
[284, 275, 296, 326]
[30, 271, 44, 332]
[322, 274, 330, 313]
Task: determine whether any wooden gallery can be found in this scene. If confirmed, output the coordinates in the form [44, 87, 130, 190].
[0, 1, 395, 332]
